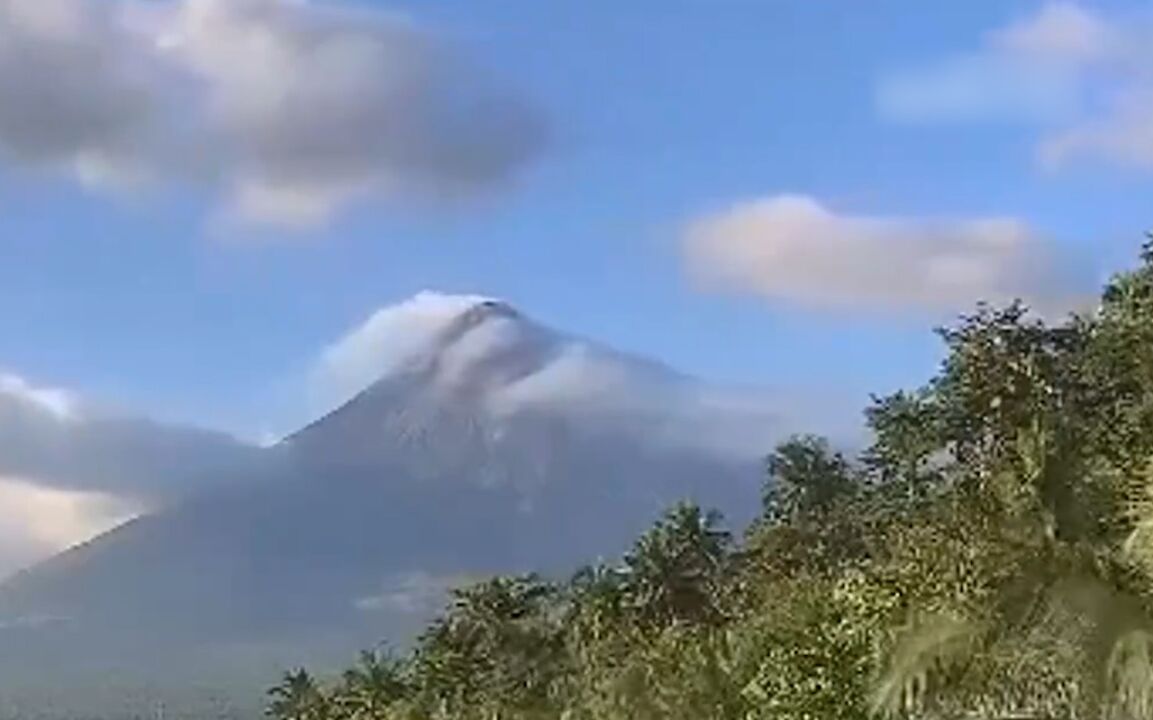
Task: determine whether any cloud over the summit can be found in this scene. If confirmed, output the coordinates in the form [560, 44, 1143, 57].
[312, 292, 501, 411]
[683, 194, 1091, 317]
[0, 0, 545, 227]
[308, 293, 794, 460]
[877, 2, 1153, 171]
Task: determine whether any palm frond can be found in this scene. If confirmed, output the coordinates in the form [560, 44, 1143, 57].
[1122, 460, 1153, 577]
[1107, 628, 1153, 720]
[872, 612, 985, 718]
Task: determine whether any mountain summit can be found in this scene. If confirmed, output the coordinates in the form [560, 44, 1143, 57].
[0, 295, 784, 718]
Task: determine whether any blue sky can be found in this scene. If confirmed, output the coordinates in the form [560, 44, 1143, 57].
[0, 0, 1151, 440]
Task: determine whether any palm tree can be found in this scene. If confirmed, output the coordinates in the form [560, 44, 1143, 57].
[621, 502, 732, 629]
[413, 574, 563, 716]
[566, 563, 628, 647]
[333, 650, 409, 719]
[266, 669, 332, 720]
[763, 434, 856, 525]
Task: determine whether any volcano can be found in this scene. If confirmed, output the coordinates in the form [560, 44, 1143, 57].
[0, 294, 785, 718]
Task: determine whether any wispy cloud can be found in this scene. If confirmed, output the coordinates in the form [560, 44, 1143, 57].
[0, 371, 261, 577]
[876, 2, 1153, 171]
[0, 371, 258, 502]
[0, 373, 78, 421]
[307, 292, 795, 461]
[0, 475, 140, 579]
[0, 0, 545, 228]
[311, 292, 501, 413]
[683, 194, 1092, 317]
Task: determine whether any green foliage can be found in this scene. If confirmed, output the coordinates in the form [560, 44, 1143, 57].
[267, 670, 332, 720]
[268, 243, 1153, 720]
[620, 502, 733, 630]
[763, 435, 856, 525]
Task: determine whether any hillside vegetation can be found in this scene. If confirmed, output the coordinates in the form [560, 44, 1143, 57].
[266, 243, 1153, 720]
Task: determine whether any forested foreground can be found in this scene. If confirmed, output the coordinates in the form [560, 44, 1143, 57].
[266, 245, 1153, 719]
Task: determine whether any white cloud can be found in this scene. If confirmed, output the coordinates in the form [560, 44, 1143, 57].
[0, 371, 259, 502]
[0, 0, 544, 227]
[354, 572, 476, 615]
[0, 371, 260, 577]
[0, 476, 140, 580]
[0, 373, 78, 421]
[992, 2, 1116, 61]
[683, 194, 1088, 316]
[877, 2, 1153, 171]
[1040, 85, 1153, 169]
[877, 54, 1083, 124]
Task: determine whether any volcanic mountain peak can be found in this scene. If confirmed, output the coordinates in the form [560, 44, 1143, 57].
[0, 294, 791, 719]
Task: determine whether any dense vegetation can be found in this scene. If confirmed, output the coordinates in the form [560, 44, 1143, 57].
[267, 244, 1153, 719]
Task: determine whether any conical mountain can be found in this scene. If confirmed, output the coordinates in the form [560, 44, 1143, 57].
[0, 294, 782, 718]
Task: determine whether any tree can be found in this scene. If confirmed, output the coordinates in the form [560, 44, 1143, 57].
[411, 574, 565, 717]
[864, 389, 945, 503]
[763, 435, 856, 525]
[744, 436, 869, 585]
[332, 650, 410, 719]
[620, 502, 732, 630]
[565, 563, 628, 648]
[267, 669, 332, 720]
